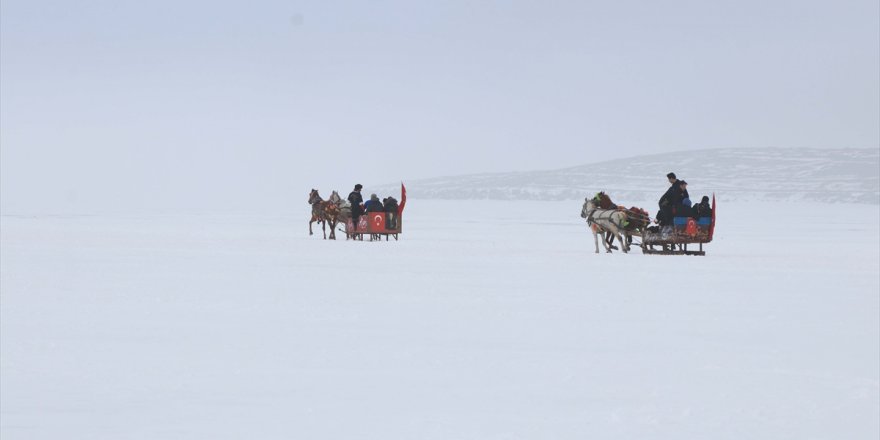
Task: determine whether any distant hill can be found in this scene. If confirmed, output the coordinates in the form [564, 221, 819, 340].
[376, 148, 879, 204]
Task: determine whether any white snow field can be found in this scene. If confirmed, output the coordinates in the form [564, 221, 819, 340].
[1, 200, 878, 439]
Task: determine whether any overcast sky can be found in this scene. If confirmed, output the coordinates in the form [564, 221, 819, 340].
[1, 0, 878, 213]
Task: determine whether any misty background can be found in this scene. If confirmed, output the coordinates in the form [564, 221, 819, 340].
[1, 0, 878, 214]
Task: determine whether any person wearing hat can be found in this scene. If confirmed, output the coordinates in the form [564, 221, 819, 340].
[348, 184, 365, 227]
[364, 193, 384, 213]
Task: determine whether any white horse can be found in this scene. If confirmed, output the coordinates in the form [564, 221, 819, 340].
[328, 190, 348, 208]
[581, 197, 630, 254]
[328, 190, 355, 239]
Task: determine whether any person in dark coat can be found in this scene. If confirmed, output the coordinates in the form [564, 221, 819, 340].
[671, 181, 692, 217]
[659, 173, 685, 208]
[694, 195, 712, 218]
[657, 173, 686, 225]
[383, 196, 399, 229]
[348, 184, 364, 226]
[679, 180, 690, 201]
[364, 194, 384, 212]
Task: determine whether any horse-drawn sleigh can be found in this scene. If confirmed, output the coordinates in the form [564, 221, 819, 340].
[581, 192, 716, 256]
[641, 195, 716, 256]
[308, 184, 407, 241]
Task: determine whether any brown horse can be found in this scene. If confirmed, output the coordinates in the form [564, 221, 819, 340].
[624, 206, 651, 231]
[328, 190, 352, 240]
[323, 202, 341, 240]
[309, 189, 347, 240]
[309, 189, 332, 239]
[594, 191, 618, 210]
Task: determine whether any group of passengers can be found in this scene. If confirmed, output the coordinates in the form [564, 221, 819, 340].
[656, 172, 712, 226]
[347, 184, 400, 230]
[347, 176, 706, 230]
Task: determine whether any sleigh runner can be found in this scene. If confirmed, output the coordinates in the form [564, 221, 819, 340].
[346, 211, 403, 241]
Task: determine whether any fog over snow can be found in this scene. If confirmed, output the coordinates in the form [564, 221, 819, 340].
[2, 0, 879, 214]
[375, 147, 880, 204]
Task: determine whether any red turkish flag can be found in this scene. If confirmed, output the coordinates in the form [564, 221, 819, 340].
[709, 193, 716, 240]
[398, 182, 407, 216]
[686, 218, 698, 236]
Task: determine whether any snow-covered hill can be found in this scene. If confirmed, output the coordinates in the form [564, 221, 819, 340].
[377, 148, 879, 204]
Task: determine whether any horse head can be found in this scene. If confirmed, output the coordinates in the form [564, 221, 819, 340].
[581, 197, 596, 218]
[308, 189, 322, 205]
[329, 190, 342, 206]
[593, 191, 616, 209]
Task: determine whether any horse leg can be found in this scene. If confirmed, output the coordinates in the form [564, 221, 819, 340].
[592, 229, 600, 254]
[595, 226, 612, 253]
[309, 217, 315, 236]
[322, 220, 327, 239]
[616, 230, 629, 253]
[605, 232, 618, 251]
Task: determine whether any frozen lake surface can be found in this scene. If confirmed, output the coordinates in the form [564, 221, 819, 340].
[2, 200, 878, 439]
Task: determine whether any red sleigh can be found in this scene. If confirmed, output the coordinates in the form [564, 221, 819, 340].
[346, 183, 406, 241]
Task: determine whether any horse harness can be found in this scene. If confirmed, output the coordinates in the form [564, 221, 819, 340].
[587, 207, 627, 230]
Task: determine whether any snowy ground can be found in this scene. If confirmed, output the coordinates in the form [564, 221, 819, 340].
[2, 200, 878, 439]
